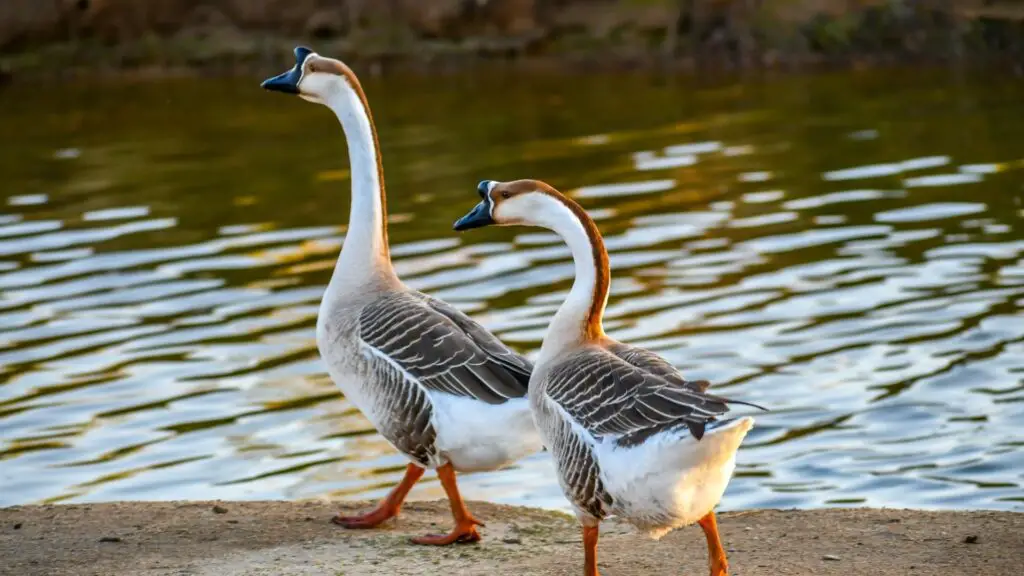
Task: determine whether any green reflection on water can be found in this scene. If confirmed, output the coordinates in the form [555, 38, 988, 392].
[0, 67, 1022, 511]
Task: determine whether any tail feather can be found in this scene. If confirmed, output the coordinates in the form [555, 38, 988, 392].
[709, 394, 769, 412]
[686, 420, 706, 440]
[683, 417, 754, 467]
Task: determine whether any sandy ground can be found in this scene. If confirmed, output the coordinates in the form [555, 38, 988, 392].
[1, 500, 1020, 576]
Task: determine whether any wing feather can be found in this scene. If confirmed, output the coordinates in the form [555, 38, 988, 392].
[358, 291, 532, 404]
[546, 343, 764, 447]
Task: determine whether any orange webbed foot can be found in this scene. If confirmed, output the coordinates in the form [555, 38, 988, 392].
[330, 463, 424, 530]
[409, 462, 487, 546]
[330, 506, 399, 529]
[410, 516, 484, 545]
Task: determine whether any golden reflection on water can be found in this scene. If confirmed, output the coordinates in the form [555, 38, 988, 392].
[0, 70, 1023, 511]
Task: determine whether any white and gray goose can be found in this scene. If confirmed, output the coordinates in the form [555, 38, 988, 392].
[454, 179, 767, 575]
[261, 48, 543, 545]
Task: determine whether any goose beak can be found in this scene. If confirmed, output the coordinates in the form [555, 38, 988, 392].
[453, 200, 494, 231]
[261, 46, 313, 94]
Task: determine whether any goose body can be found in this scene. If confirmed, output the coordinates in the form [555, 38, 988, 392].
[531, 343, 754, 538]
[454, 179, 765, 575]
[261, 48, 542, 544]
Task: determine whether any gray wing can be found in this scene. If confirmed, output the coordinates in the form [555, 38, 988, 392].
[420, 294, 534, 385]
[546, 344, 763, 448]
[608, 343, 711, 393]
[358, 291, 532, 405]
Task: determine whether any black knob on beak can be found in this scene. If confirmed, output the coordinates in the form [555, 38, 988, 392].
[261, 46, 314, 94]
[477, 180, 493, 199]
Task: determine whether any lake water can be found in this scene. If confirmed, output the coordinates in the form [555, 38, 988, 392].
[1, 69, 1022, 512]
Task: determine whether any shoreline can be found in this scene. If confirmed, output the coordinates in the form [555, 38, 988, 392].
[1, 500, 1020, 575]
[0, 48, 1012, 88]
[3, 0, 1024, 85]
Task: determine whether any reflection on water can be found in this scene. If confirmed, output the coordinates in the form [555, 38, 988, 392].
[1, 70, 1022, 512]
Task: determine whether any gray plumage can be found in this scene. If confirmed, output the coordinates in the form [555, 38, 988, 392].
[544, 409, 614, 519]
[359, 292, 532, 404]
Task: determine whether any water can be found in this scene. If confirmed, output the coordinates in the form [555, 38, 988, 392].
[1, 69, 1022, 512]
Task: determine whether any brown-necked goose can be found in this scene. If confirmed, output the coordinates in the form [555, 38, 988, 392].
[261, 49, 542, 545]
[453, 179, 766, 574]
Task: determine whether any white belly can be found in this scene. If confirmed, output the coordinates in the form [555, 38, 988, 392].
[597, 417, 754, 539]
[430, 392, 544, 473]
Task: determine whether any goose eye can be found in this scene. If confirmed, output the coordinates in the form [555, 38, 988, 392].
[501, 191, 511, 199]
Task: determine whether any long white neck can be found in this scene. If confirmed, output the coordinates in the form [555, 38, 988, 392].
[530, 195, 609, 363]
[324, 82, 395, 289]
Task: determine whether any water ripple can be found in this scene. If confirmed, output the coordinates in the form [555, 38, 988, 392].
[1, 71, 1022, 512]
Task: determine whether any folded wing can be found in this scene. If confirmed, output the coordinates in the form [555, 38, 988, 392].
[546, 343, 760, 447]
[358, 291, 532, 405]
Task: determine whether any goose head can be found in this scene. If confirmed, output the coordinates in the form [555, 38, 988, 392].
[455, 179, 611, 343]
[453, 179, 571, 231]
[261, 46, 359, 105]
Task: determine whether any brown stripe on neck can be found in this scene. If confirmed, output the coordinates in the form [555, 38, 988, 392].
[318, 58, 390, 261]
[535, 181, 610, 341]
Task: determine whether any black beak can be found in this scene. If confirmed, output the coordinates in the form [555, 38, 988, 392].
[261, 46, 313, 94]
[453, 200, 495, 231]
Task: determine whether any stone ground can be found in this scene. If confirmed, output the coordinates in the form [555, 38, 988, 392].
[1, 500, 1020, 575]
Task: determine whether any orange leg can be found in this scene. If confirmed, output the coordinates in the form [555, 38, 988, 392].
[698, 511, 729, 576]
[332, 463, 424, 528]
[409, 462, 484, 545]
[583, 524, 600, 576]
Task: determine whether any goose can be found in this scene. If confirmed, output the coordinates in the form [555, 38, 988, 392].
[453, 179, 766, 575]
[260, 48, 543, 545]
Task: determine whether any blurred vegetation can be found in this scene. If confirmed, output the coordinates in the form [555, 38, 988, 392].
[2, 1, 1024, 78]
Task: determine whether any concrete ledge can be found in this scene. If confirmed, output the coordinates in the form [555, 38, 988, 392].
[1, 500, 1020, 575]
